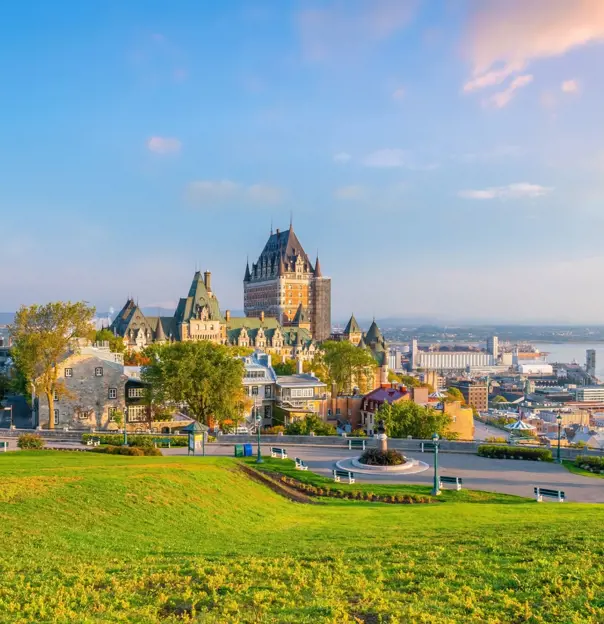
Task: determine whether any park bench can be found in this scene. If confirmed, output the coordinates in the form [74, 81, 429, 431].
[333, 469, 355, 484]
[348, 439, 366, 451]
[439, 476, 463, 491]
[270, 447, 287, 459]
[86, 437, 100, 447]
[0, 441, 8, 452]
[534, 487, 565, 502]
[295, 457, 308, 471]
[153, 437, 172, 448]
[420, 442, 437, 452]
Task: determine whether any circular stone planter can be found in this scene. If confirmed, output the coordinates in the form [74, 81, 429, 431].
[336, 455, 429, 475]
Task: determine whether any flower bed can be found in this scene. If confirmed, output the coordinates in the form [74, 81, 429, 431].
[359, 448, 406, 466]
[478, 445, 552, 462]
[90, 445, 162, 457]
[278, 475, 433, 504]
[575, 455, 604, 474]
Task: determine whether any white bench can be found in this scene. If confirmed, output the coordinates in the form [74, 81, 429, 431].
[270, 447, 287, 459]
[534, 487, 565, 502]
[86, 437, 100, 447]
[295, 457, 308, 471]
[439, 476, 462, 491]
[333, 469, 355, 484]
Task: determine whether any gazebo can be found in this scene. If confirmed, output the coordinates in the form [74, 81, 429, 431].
[505, 418, 536, 433]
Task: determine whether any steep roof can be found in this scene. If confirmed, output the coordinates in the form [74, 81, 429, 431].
[292, 303, 309, 325]
[343, 314, 361, 335]
[174, 271, 224, 324]
[314, 255, 322, 277]
[251, 225, 314, 280]
[365, 320, 384, 345]
[110, 299, 153, 338]
[226, 316, 314, 348]
[244, 261, 251, 282]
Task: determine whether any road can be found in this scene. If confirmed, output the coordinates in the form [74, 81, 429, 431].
[473, 418, 510, 441]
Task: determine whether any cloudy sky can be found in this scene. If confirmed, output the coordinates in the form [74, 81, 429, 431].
[1, 0, 603, 323]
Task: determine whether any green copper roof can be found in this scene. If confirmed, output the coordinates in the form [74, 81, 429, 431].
[365, 320, 384, 344]
[343, 314, 361, 335]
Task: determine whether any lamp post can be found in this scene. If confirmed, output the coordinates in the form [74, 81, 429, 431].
[255, 401, 263, 464]
[431, 432, 441, 496]
[123, 410, 128, 446]
[556, 414, 562, 464]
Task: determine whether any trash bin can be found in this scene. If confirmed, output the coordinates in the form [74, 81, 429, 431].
[243, 443, 253, 457]
[234, 444, 244, 457]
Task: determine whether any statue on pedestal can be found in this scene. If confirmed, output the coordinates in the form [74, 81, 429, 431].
[376, 418, 388, 452]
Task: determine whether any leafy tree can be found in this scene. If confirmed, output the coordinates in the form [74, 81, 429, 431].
[445, 387, 465, 404]
[10, 302, 95, 429]
[322, 341, 376, 394]
[142, 341, 246, 427]
[303, 353, 330, 385]
[377, 401, 453, 439]
[273, 359, 297, 375]
[492, 395, 508, 404]
[94, 328, 125, 354]
[285, 414, 336, 436]
[0, 372, 10, 401]
[124, 351, 151, 366]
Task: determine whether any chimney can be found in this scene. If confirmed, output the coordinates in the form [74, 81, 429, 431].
[276, 228, 280, 235]
[296, 359, 303, 374]
[260, 311, 265, 322]
[204, 271, 212, 292]
[225, 310, 231, 321]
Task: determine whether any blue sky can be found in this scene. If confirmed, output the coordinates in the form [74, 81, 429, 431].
[1, 0, 604, 323]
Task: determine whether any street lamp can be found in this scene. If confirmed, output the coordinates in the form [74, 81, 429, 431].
[255, 401, 263, 464]
[431, 432, 441, 496]
[556, 414, 562, 464]
[123, 410, 128, 446]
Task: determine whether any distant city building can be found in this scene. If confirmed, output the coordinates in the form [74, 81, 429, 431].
[575, 386, 604, 402]
[244, 223, 331, 341]
[451, 380, 489, 412]
[410, 339, 496, 371]
[586, 349, 596, 378]
[487, 335, 499, 359]
[516, 363, 553, 375]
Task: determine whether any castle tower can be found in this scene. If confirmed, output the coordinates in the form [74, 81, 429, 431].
[243, 224, 331, 341]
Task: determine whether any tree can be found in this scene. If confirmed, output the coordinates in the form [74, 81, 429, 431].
[10, 302, 95, 429]
[94, 328, 125, 354]
[377, 401, 453, 439]
[322, 341, 377, 394]
[303, 353, 330, 385]
[285, 414, 336, 436]
[445, 387, 465, 404]
[273, 359, 297, 375]
[142, 341, 246, 427]
[492, 395, 508, 404]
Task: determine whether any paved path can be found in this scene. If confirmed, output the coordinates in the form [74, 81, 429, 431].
[2, 437, 602, 503]
[473, 418, 510, 441]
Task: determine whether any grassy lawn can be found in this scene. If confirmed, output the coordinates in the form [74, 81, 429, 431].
[562, 459, 604, 479]
[0, 452, 603, 623]
[245, 457, 527, 504]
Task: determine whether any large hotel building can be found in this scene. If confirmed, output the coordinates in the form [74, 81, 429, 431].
[243, 224, 331, 341]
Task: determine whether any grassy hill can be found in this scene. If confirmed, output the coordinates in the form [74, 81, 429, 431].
[0, 452, 603, 623]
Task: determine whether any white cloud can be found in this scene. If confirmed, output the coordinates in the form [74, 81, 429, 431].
[392, 87, 405, 101]
[463, 0, 604, 91]
[561, 79, 579, 93]
[364, 148, 410, 168]
[297, 0, 417, 61]
[147, 136, 182, 154]
[187, 180, 284, 205]
[334, 185, 366, 200]
[484, 74, 534, 108]
[333, 152, 352, 164]
[247, 184, 284, 204]
[458, 182, 553, 200]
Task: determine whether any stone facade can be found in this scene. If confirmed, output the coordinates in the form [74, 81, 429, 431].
[244, 224, 331, 341]
[37, 344, 127, 429]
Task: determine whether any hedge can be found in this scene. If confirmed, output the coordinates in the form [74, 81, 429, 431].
[17, 433, 45, 450]
[478, 445, 552, 462]
[90, 445, 162, 456]
[82, 433, 188, 447]
[575, 455, 604, 474]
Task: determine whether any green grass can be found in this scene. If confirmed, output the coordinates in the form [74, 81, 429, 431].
[1, 451, 603, 623]
[562, 459, 604, 479]
[247, 457, 527, 504]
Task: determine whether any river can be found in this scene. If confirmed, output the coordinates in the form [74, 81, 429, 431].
[535, 342, 604, 378]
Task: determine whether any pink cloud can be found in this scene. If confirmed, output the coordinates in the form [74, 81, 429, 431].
[146, 136, 182, 155]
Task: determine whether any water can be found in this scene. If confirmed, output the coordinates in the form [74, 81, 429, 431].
[534, 342, 604, 379]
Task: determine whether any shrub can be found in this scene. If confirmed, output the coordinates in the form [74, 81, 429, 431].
[262, 426, 285, 435]
[485, 436, 507, 444]
[575, 455, 604, 473]
[90, 445, 160, 456]
[359, 448, 406, 466]
[17, 433, 45, 450]
[82, 433, 187, 447]
[350, 429, 367, 437]
[478, 445, 552, 462]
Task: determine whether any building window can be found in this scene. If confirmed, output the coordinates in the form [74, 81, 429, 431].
[128, 387, 145, 398]
[109, 407, 118, 421]
[64, 368, 73, 378]
[53, 409, 59, 425]
[53, 391, 58, 401]
[265, 386, 272, 398]
[251, 386, 259, 396]
[264, 405, 271, 419]
[95, 367, 103, 377]
[126, 405, 147, 422]
[108, 388, 117, 399]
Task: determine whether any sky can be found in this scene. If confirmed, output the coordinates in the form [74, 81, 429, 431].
[1, 0, 604, 323]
